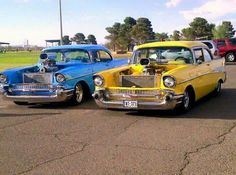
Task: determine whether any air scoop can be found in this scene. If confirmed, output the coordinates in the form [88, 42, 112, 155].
[39, 53, 58, 73]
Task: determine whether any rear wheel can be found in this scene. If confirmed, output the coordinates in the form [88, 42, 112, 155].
[225, 52, 235, 62]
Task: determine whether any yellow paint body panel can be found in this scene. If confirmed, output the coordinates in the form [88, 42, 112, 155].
[95, 41, 226, 102]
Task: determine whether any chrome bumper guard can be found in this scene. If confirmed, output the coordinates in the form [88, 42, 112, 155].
[0, 84, 74, 103]
[93, 89, 184, 110]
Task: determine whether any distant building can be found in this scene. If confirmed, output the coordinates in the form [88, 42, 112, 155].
[0, 42, 10, 46]
[0, 42, 10, 52]
[45, 40, 60, 47]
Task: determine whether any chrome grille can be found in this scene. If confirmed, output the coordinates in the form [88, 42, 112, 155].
[121, 75, 156, 88]
[23, 73, 53, 84]
[108, 89, 161, 96]
[13, 84, 53, 91]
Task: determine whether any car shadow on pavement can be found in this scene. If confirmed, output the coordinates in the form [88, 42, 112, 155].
[127, 89, 236, 120]
[226, 62, 236, 65]
[0, 112, 61, 118]
[29, 96, 99, 110]
[27, 89, 236, 120]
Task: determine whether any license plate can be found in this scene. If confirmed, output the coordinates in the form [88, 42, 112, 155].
[123, 101, 138, 108]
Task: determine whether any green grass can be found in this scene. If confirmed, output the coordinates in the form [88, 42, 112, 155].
[0, 51, 132, 72]
[0, 51, 39, 71]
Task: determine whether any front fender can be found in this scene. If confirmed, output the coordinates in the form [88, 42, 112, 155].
[1, 65, 39, 84]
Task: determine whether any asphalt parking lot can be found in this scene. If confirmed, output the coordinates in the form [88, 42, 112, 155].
[0, 65, 235, 175]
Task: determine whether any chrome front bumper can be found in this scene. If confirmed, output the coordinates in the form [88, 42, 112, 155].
[93, 89, 184, 110]
[0, 84, 74, 103]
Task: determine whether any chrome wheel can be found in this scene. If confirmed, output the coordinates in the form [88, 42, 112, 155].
[216, 82, 221, 93]
[175, 89, 194, 113]
[226, 53, 235, 62]
[214, 81, 222, 96]
[183, 91, 190, 110]
[75, 83, 84, 103]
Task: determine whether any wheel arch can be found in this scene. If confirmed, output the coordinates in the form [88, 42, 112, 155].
[76, 80, 92, 97]
[218, 78, 224, 83]
[224, 50, 235, 57]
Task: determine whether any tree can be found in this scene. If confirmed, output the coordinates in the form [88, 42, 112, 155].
[172, 30, 181, 41]
[189, 17, 215, 39]
[62, 35, 71, 45]
[87, 34, 97, 44]
[155, 32, 169, 41]
[71, 33, 86, 44]
[213, 21, 235, 39]
[124, 17, 136, 27]
[105, 22, 121, 51]
[181, 17, 215, 40]
[119, 17, 136, 51]
[131, 17, 155, 44]
[181, 27, 195, 40]
[222, 21, 235, 38]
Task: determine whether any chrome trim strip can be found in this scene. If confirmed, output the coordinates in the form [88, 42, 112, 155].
[93, 90, 183, 110]
[3, 89, 74, 103]
[178, 70, 226, 85]
[12, 84, 54, 92]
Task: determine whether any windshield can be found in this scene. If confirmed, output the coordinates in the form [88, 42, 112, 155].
[43, 49, 90, 63]
[132, 47, 193, 64]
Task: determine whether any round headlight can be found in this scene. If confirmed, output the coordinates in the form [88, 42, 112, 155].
[163, 76, 176, 88]
[0, 74, 7, 83]
[56, 73, 66, 83]
[94, 76, 104, 87]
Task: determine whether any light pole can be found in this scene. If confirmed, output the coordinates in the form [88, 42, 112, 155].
[59, 0, 63, 45]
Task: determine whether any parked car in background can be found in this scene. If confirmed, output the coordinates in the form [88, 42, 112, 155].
[200, 40, 219, 58]
[0, 45, 127, 105]
[214, 38, 236, 62]
[93, 41, 226, 112]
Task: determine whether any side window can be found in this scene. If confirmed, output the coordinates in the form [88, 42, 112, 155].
[95, 50, 112, 62]
[203, 49, 213, 62]
[217, 40, 226, 47]
[194, 48, 204, 62]
[203, 42, 213, 49]
[229, 39, 236, 45]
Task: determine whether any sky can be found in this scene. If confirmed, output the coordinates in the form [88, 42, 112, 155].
[0, 0, 236, 46]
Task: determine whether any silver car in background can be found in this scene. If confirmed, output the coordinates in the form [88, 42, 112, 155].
[200, 40, 220, 58]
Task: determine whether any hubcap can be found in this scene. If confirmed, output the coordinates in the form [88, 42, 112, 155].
[183, 91, 190, 109]
[227, 54, 235, 62]
[75, 84, 83, 103]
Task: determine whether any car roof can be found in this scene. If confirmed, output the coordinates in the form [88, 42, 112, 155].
[43, 44, 110, 52]
[135, 41, 207, 50]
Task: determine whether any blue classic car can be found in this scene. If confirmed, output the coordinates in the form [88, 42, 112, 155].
[0, 45, 127, 105]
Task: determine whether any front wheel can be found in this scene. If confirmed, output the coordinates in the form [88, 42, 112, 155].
[213, 81, 222, 96]
[225, 52, 235, 62]
[176, 89, 194, 113]
[69, 83, 84, 105]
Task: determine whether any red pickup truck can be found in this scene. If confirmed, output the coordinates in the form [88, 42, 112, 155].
[214, 38, 236, 62]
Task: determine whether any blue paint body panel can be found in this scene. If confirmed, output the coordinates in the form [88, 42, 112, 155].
[0, 45, 128, 103]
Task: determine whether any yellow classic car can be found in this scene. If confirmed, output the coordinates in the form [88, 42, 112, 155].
[92, 41, 226, 111]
